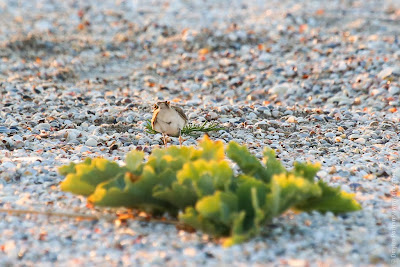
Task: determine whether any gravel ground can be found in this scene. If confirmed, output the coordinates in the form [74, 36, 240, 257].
[1, 0, 400, 266]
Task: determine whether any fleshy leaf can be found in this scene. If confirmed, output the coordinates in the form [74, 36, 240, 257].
[179, 191, 239, 236]
[147, 146, 196, 174]
[223, 179, 270, 246]
[125, 150, 144, 173]
[196, 191, 238, 226]
[177, 160, 233, 197]
[179, 207, 225, 236]
[263, 148, 286, 182]
[89, 166, 174, 213]
[294, 180, 362, 214]
[293, 161, 321, 182]
[223, 211, 247, 247]
[236, 175, 269, 231]
[60, 158, 124, 196]
[154, 160, 233, 210]
[192, 135, 225, 161]
[153, 182, 198, 210]
[227, 141, 269, 181]
[58, 161, 78, 176]
[265, 173, 322, 218]
[180, 177, 270, 246]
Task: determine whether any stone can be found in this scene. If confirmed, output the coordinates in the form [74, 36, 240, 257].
[85, 138, 97, 147]
[36, 123, 51, 131]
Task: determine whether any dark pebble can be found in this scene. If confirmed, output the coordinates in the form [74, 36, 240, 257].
[109, 144, 118, 150]
[125, 103, 135, 109]
[349, 183, 362, 191]
[325, 42, 340, 49]
[205, 252, 215, 258]
[22, 95, 33, 101]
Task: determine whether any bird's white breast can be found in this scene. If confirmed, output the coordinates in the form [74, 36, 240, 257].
[154, 108, 186, 136]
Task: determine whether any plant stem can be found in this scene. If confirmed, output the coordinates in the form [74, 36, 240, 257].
[0, 208, 179, 225]
[0, 208, 101, 220]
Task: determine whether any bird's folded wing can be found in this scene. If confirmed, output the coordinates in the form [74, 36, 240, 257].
[151, 109, 159, 129]
[172, 106, 188, 121]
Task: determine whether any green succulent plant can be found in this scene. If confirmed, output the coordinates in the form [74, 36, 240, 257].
[59, 136, 361, 246]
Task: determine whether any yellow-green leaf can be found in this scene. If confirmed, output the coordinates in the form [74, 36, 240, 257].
[60, 158, 124, 196]
[125, 150, 144, 173]
[294, 180, 362, 214]
[193, 135, 225, 161]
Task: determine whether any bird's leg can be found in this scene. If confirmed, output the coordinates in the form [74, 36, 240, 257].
[162, 133, 168, 148]
[178, 129, 183, 148]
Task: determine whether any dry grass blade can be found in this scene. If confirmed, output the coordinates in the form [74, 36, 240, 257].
[0, 208, 179, 225]
[0, 208, 102, 220]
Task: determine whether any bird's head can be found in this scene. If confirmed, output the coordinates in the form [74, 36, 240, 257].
[155, 101, 170, 110]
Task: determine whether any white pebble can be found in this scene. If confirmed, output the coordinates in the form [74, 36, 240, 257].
[2, 161, 16, 170]
[12, 135, 23, 142]
[325, 132, 336, 138]
[286, 116, 298, 123]
[208, 111, 218, 120]
[36, 123, 51, 131]
[247, 112, 257, 120]
[85, 138, 98, 147]
[272, 110, 280, 118]
[355, 138, 366, 145]
[388, 86, 400, 96]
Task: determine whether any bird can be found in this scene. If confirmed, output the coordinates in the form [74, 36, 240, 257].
[151, 101, 188, 147]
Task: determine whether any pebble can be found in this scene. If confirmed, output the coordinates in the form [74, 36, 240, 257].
[35, 123, 51, 131]
[269, 84, 289, 95]
[79, 146, 90, 153]
[286, 116, 297, 123]
[0, 126, 12, 133]
[85, 138, 98, 147]
[263, 109, 272, 117]
[207, 111, 218, 120]
[388, 86, 400, 96]
[247, 112, 257, 120]
[1, 161, 17, 170]
[355, 138, 366, 145]
[325, 132, 336, 138]
[348, 134, 361, 140]
[272, 110, 280, 118]
[377, 67, 395, 79]
[255, 121, 268, 130]
[12, 135, 23, 142]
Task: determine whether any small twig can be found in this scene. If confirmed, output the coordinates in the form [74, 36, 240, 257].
[0, 208, 179, 225]
[132, 216, 179, 225]
[0, 208, 102, 220]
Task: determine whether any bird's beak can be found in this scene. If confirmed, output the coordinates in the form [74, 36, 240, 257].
[153, 104, 158, 110]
